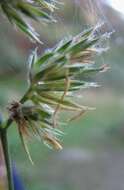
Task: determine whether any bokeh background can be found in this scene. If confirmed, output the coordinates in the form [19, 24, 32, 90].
[1, 0, 124, 189]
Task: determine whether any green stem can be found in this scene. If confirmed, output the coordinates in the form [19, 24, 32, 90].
[5, 118, 13, 130]
[0, 129, 14, 190]
[20, 87, 31, 104]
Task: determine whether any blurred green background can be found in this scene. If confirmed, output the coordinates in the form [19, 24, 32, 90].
[1, 0, 124, 190]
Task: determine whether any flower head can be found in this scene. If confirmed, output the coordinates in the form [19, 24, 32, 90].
[0, 0, 58, 43]
[8, 27, 109, 163]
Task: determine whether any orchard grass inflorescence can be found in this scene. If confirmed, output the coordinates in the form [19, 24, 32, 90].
[8, 27, 108, 161]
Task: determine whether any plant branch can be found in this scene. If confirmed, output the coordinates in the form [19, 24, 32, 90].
[0, 129, 14, 190]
